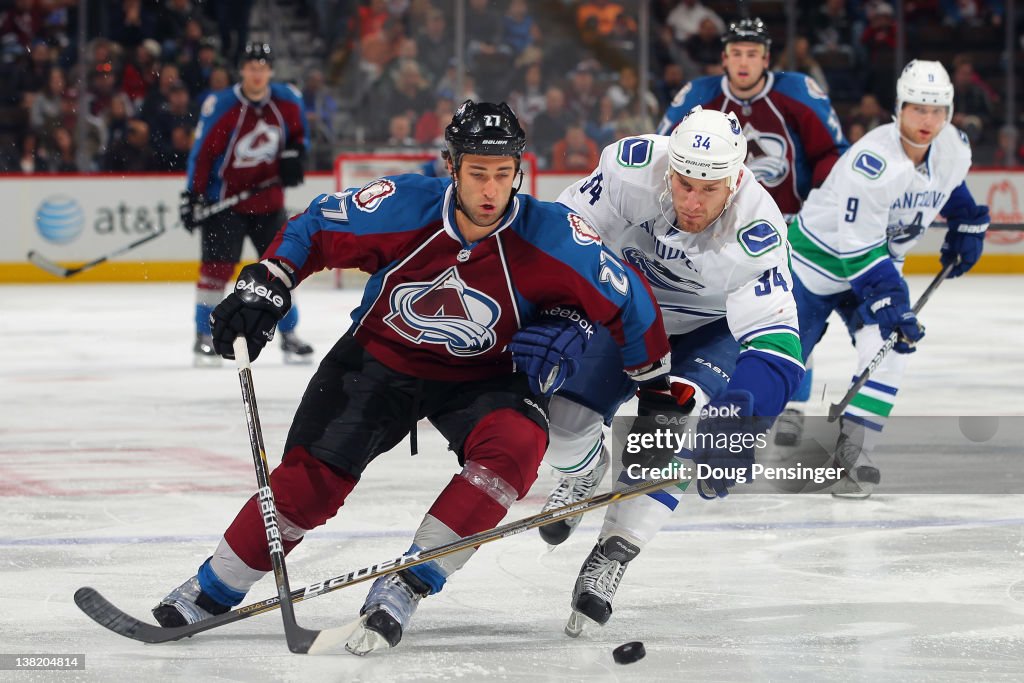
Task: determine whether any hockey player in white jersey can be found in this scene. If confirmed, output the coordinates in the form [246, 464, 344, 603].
[538, 108, 806, 633]
[786, 60, 990, 498]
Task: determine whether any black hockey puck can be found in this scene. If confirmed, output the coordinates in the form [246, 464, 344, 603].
[612, 641, 646, 664]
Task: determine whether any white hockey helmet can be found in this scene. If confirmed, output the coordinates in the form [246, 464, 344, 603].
[896, 59, 954, 124]
[668, 106, 747, 192]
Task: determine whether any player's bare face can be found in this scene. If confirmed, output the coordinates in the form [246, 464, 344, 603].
[899, 103, 947, 147]
[722, 44, 769, 98]
[240, 61, 272, 100]
[670, 172, 732, 233]
[453, 155, 517, 238]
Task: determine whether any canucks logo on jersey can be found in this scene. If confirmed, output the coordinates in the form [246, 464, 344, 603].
[384, 267, 500, 356]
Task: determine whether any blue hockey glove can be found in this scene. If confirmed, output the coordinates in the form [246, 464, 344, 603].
[856, 278, 925, 354]
[211, 260, 293, 361]
[509, 317, 589, 396]
[688, 389, 763, 500]
[941, 205, 989, 278]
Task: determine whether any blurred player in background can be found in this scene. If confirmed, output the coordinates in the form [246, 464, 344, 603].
[151, 101, 671, 654]
[541, 108, 805, 634]
[785, 60, 989, 497]
[658, 18, 848, 436]
[180, 41, 311, 367]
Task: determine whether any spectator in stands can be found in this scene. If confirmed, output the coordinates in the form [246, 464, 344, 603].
[159, 124, 193, 171]
[860, 2, 897, 55]
[157, 0, 210, 53]
[111, 0, 158, 50]
[103, 91, 133, 155]
[19, 132, 40, 173]
[993, 125, 1021, 167]
[414, 96, 454, 147]
[501, 0, 538, 61]
[414, 7, 452, 88]
[104, 118, 157, 172]
[374, 58, 431, 140]
[686, 17, 726, 74]
[181, 38, 219, 98]
[605, 64, 659, 119]
[775, 36, 830, 94]
[507, 62, 546, 128]
[121, 40, 161, 105]
[576, 0, 630, 37]
[846, 120, 867, 144]
[0, 0, 45, 49]
[21, 39, 54, 94]
[357, 0, 392, 41]
[565, 60, 603, 123]
[606, 7, 639, 55]
[551, 121, 599, 172]
[531, 85, 572, 168]
[849, 93, 890, 132]
[216, 0, 255, 65]
[808, 0, 857, 61]
[585, 94, 619, 150]
[39, 125, 77, 172]
[29, 66, 65, 136]
[384, 112, 418, 148]
[360, 15, 404, 81]
[665, 0, 725, 45]
[952, 57, 995, 143]
[140, 62, 182, 128]
[303, 68, 338, 138]
[151, 80, 194, 162]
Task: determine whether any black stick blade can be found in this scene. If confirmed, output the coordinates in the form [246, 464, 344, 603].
[74, 587, 195, 644]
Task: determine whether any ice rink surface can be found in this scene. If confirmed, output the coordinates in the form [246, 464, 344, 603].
[2, 275, 1024, 682]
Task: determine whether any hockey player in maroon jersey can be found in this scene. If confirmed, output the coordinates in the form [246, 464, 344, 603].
[152, 101, 671, 654]
[180, 41, 313, 366]
[657, 17, 848, 219]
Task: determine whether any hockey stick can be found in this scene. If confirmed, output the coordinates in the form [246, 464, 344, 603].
[232, 337, 320, 654]
[827, 261, 956, 422]
[74, 472, 690, 649]
[26, 178, 280, 278]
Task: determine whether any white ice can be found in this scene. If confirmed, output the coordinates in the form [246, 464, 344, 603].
[2, 275, 1024, 682]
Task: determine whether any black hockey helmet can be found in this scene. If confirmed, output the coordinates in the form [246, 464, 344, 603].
[722, 17, 771, 51]
[241, 41, 273, 65]
[444, 100, 527, 167]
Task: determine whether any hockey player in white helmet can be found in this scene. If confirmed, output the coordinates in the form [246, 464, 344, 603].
[784, 60, 990, 498]
[539, 107, 806, 634]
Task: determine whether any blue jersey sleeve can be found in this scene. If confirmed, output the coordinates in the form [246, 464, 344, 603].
[186, 89, 237, 196]
[656, 77, 723, 134]
[728, 352, 806, 418]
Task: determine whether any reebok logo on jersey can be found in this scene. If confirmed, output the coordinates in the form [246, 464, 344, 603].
[236, 280, 285, 308]
[737, 221, 781, 257]
[853, 151, 886, 180]
[540, 306, 595, 339]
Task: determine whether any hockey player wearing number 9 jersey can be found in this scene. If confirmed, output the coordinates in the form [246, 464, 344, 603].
[150, 100, 670, 654]
[785, 60, 990, 498]
[537, 108, 806, 633]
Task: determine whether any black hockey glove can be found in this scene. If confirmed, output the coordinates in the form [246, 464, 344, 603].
[179, 190, 209, 234]
[279, 142, 306, 187]
[210, 260, 294, 361]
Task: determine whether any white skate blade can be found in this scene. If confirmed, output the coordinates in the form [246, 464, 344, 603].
[305, 617, 364, 655]
[830, 476, 873, 499]
[564, 611, 585, 638]
[344, 614, 394, 656]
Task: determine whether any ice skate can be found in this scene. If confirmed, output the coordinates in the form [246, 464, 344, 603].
[280, 331, 314, 365]
[830, 429, 880, 499]
[346, 572, 429, 655]
[539, 446, 610, 546]
[193, 334, 221, 367]
[152, 575, 230, 627]
[564, 535, 639, 637]
[773, 407, 804, 446]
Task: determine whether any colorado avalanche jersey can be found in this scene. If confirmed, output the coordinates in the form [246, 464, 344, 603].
[187, 82, 307, 214]
[266, 174, 669, 381]
[656, 72, 847, 216]
[791, 123, 973, 295]
[557, 135, 803, 413]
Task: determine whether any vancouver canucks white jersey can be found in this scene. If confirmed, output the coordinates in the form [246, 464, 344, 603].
[557, 134, 801, 368]
[790, 122, 972, 294]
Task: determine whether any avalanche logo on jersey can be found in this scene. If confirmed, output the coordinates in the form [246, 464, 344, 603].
[621, 246, 704, 292]
[232, 120, 282, 168]
[737, 221, 781, 256]
[355, 179, 397, 213]
[569, 213, 602, 246]
[384, 267, 500, 357]
[742, 123, 789, 188]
